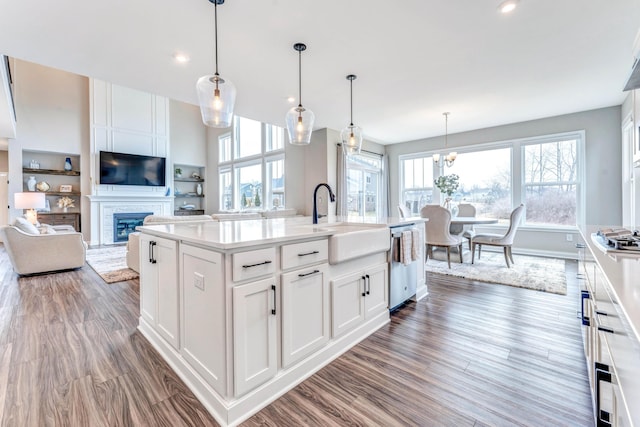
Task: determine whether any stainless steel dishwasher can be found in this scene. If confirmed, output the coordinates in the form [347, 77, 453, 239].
[389, 223, 419, 311]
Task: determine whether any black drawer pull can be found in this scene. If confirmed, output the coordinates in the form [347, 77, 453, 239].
[242, 260, 272, 269]
[595, 310, 608, 316]
[271, 285, 277, 315]
[298, 250, 320, 257]
[595, 362, 612, 427]
[298, 269, 320, 278]
[580, 290, 590, 326]
[597, 325, 614, 334]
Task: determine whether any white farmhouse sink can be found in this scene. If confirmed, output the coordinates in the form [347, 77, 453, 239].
[317, 223, 390, 264]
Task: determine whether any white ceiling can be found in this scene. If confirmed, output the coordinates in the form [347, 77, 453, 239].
[0, 0, 639, 144]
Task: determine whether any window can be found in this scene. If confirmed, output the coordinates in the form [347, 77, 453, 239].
[523, 138, 578, 226]
[400, 156, 434, 215]
[219, 116, 286, 211]
[346, 153, 384, 220]
[445, 148, 512, 220]
[399, 131, 583, 227]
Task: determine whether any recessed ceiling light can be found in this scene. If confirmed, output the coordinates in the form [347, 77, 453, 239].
[498, 0, 519, 14]
[287, 96, 296, 103]
[173, 53, 190, 64]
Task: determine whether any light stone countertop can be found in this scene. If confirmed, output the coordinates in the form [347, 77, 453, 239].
[137, 216, 424, 251]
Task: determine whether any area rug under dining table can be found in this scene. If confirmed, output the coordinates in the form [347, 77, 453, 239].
[425, 251, 567, 295]
[85, 245, 139, 283]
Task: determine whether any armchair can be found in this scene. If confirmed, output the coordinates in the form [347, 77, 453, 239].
[1, 225, 86, 275]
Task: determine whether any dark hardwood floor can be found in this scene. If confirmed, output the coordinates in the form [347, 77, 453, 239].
[0, 245, 593, 426]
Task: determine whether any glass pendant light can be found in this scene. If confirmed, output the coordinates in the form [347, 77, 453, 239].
[433, 112, 457, 167]
[196, 0, 236, 128]
[340, 74, 363, 155]
[286, 43, 315, 145]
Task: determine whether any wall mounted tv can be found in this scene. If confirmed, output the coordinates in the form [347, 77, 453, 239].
[99, 151, 166, 187]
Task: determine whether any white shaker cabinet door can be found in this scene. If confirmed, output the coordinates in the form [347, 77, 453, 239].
[281, 264, 329, 368]
[364, 263, 389, 319]
[233, 277, 278, 397]
[331, 272, 365, 338]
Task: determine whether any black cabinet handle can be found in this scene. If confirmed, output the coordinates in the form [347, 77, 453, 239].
[598, 325, 614, 334]
[271, 285, 276, 315]
[149, 241, 157, 264]
[595, 362, 612, 427]
[298, 269, 320, 278]
[298, 250, 319, 257]
[242, 260, 272, 269]
[580, 290, 590, 326]
[575, 243, 586, 249]
[361, 276, 367, 297]
[595, 310, 608, 316]
[365, 274, 371, 295]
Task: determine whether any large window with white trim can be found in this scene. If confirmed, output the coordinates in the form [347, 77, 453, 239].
[219, 116, 286, 211]
[346, 153, 384, 220]
[399, 131, 583, 227]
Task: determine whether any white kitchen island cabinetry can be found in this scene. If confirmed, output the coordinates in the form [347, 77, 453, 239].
[331, 263, 388, 338]
[139, 233, 179, 349]
[137, 219, 394, 427]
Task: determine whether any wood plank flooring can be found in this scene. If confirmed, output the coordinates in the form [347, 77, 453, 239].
[0, 245, 593, 426]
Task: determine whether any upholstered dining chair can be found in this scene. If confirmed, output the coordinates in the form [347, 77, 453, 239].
[471, 204, 525, 268]
[420, 204, 464, 268]
[398, 204, 411, 218]
[457, 203, 477, 250]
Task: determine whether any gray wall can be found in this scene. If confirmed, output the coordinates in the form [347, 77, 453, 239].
[386, 106, 622, 257]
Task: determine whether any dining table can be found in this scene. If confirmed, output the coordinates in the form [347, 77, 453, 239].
[449, 216, 499, 235]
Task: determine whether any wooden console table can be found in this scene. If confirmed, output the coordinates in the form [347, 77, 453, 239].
[39, 212, 80, 232]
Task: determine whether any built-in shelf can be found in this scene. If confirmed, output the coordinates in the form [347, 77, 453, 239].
[23, 168, 80, 176]
[174, 194, 204, 198]
[174, 178, 204, 183]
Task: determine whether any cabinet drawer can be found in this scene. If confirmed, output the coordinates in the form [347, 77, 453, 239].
[281, 239, 328, 271]
[233, 247, 276, 282]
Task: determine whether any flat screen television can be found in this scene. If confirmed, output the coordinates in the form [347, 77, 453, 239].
[99, 151, 166, 187]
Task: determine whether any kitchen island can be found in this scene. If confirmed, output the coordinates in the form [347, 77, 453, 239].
[136, 216, 425, 426]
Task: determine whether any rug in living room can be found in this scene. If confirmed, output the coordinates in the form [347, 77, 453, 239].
[425, 251, 567, 295]
[86, 245, 139, 284]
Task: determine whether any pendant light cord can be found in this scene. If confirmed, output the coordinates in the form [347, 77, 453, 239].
[214, 1, 219, 75]
[350, 78, 354, 125]
[298, 49, 302, 107]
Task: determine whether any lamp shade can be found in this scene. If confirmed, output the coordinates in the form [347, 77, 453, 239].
[14, 192, 46, 209]
[196, 74, 237, 128]
[286, 106, 315, 145]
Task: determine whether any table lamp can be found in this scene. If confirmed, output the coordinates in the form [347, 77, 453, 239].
[15, 192, 46, 224]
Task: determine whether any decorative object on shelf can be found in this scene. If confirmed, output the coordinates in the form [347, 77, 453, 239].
[57, 196, 75, 213]
[175, 167, 182, 178]
[341, 74, 363, 155]
[37, 199, 51, 213]
[191, 172, 201, 180]
[196, 0, 236, 128]
[36, 181, 50, 192]
[196, 183, 203, 196]
[27, 176, 37, 191]
[59, 184, 73, 192]
[165, 187, 171, 197]
[433, 112, 457, 168]
[29, 159, 40, 169]
[64, 157, 72, 171]
[15, 192, 46, 224]
[286, 43, 314, 145]
[434, 173, 460, 212]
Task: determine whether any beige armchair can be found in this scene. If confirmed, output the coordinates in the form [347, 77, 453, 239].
[1, 225, 86, 275]
[420, 204, 464, 268]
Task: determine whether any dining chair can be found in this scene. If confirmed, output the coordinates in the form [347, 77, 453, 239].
[420, 204, 464, 268]
[457, 203, 477, 250]
[398, 204, 411, 218]
[471, 204, 525, 268]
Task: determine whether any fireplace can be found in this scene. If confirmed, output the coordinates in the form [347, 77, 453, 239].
[113, 212, 152, 243]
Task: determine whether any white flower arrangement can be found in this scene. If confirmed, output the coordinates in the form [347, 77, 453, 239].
[57, 196, 75, 208]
